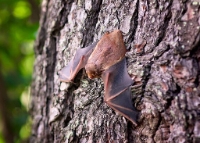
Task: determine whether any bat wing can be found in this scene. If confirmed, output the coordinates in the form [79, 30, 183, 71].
[102, 58, 138, 125]
[59, 42, 97, 82]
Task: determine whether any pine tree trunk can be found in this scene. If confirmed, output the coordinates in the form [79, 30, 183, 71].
[30, 0, 200, 142]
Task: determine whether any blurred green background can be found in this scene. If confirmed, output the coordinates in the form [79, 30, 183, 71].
[0, 0, 40, 142]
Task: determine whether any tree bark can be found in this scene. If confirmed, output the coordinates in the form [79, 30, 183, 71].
[30, 0, 200, 142]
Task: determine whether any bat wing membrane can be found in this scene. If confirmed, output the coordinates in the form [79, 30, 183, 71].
[102, 58, 138, 125]
[59, 42, 97, 82]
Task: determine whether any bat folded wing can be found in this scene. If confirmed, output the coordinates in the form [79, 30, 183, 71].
[106, 87, 139, 125]
[59, 42, 97, 82]
[102, 58, 139, 125]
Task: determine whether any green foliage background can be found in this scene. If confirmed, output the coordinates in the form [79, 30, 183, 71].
[0, 0, 40, 142]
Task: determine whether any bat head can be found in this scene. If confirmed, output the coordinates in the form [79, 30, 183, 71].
[85, 63, 103, 79]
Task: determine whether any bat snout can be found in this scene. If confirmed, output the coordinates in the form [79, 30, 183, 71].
[85, 64, 103, 79]
[86, 70, 102, 79]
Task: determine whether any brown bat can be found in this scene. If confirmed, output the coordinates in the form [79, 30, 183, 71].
[59, 30, 138, 125]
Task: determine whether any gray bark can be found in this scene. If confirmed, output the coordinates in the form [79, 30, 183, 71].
[30, 0, 200, 142]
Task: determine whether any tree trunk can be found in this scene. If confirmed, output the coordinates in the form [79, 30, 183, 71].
[30, 0, 200, 142]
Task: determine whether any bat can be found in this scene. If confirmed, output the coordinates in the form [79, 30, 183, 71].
[59, 30, 139, 125]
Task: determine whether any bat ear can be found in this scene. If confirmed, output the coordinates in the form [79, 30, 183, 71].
[59, 42, 98, 82]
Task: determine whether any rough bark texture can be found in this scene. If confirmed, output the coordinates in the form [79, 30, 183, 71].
[30, 0, 200, 143]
